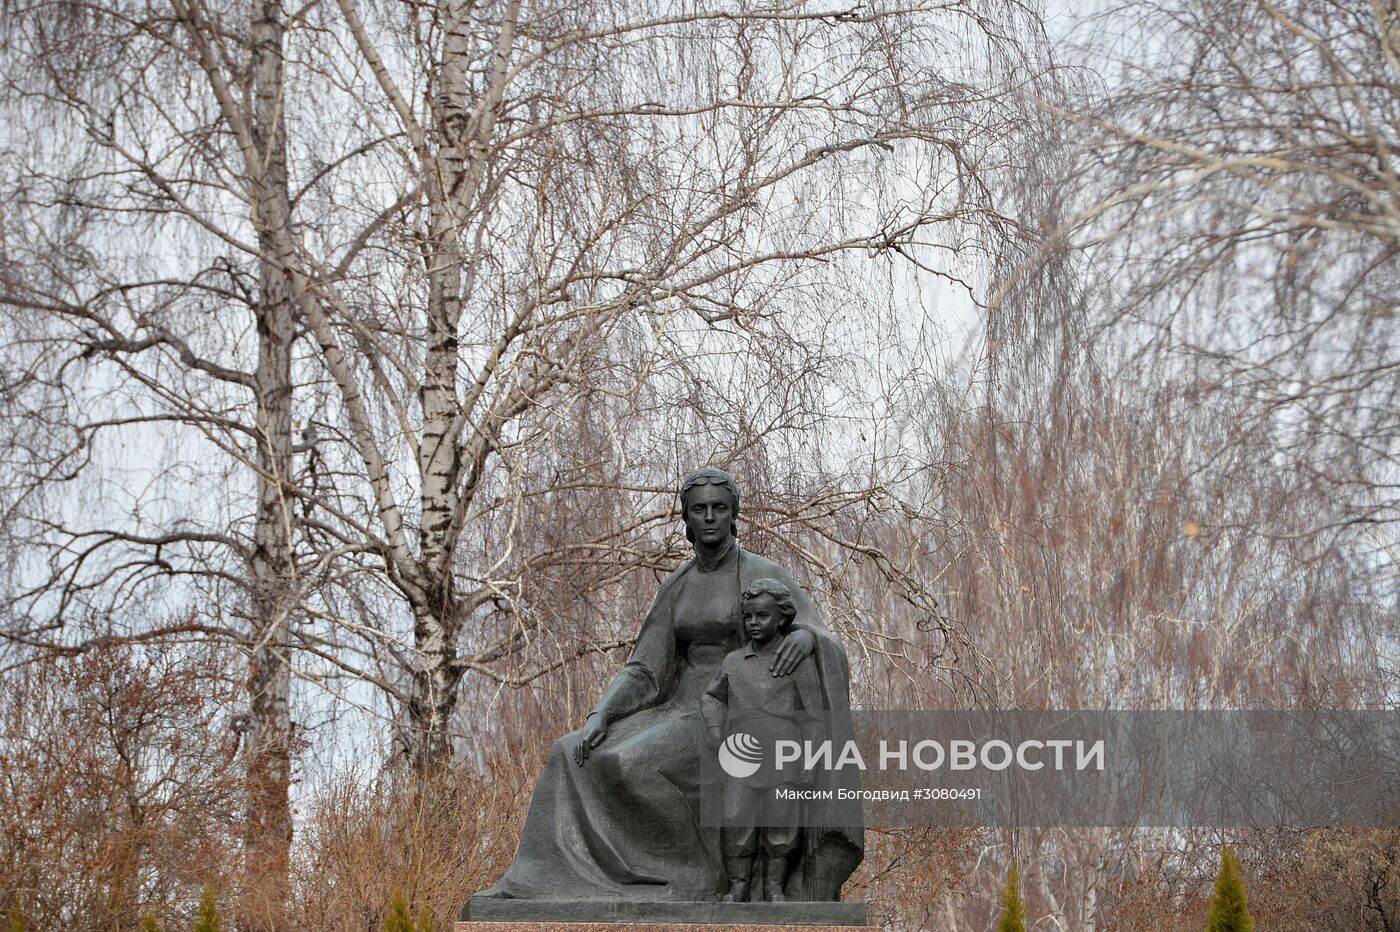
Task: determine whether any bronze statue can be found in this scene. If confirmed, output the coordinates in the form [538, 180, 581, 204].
[471, 467, 862, 909]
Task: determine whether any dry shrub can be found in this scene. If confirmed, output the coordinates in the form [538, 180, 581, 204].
[1245, 830, 1399, 931]
[1099, 830, 1400, 932]
[292, 734, 545, 929]
[0, 640, 242, 930]
[847, 827, 984, 929]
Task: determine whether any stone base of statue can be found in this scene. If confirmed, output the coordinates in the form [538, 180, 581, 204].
[457, 923, 876, 932]
[459, 897, 871, 926]
[457, 921, 879, 931]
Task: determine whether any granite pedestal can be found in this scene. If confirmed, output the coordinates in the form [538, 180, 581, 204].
[460, 897, 872, 927]
[456, 924, 878, 932]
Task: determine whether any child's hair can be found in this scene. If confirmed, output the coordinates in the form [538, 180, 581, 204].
[741, 577, 798, 629]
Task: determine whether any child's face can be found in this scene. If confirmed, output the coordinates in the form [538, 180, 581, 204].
[742, 594, 785, 645]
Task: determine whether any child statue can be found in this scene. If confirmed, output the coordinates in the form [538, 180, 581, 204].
[702, 577, 827, 903]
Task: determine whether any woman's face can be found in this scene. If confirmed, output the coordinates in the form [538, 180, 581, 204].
[684, 482, 734, 546]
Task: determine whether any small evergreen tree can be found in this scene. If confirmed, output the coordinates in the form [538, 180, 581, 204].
[8, 902, 25, 932]
[1206, 845, 1254, 932]
[997, 863, 1027, 932]
[416, 904, 434, 932]
[192, 885, 221, 932]
[143, 913, 160, 932]
[384, 888, 414, 932]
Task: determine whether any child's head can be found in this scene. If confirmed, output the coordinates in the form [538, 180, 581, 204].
[740, 577, 798, 645]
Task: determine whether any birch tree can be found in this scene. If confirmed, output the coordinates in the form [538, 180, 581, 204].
[1, 0, 313, 918]
[282, 0, 1050, 767]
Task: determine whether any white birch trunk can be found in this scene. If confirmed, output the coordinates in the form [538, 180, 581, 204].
[404, 0, 519, 770]
[243, 0, 296, 915]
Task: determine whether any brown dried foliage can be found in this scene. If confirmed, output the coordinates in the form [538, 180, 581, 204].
[1099, 830, 1400, 931]
[292, 750, 536, 930]
[0, 640, 242, 930]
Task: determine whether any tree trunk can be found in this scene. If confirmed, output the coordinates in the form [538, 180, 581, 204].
[402, 0, 502, 770]
[412, 74, 464, 770]
[243, 0, 296, 921]
[408, 603, 461, 770]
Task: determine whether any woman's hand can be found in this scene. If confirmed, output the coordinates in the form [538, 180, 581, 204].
[770, 626, 816, 676]
[573, 712, 609, 765]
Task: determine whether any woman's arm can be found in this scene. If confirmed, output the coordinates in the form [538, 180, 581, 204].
[588, 664, 661, 725]
[700, 669, 729, 750]
[573, 566, 685, 764]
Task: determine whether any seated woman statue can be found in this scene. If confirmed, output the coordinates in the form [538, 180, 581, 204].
[474, 467, 862, 902]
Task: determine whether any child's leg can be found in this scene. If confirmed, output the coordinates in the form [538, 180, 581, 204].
[757, 788, 803, 901]
[721, 780, 759, 902]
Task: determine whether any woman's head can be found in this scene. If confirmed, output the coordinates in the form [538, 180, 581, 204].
[679, 467, 740, 543]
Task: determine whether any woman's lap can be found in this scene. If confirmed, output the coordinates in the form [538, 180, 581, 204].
[483, 705, 722, 900]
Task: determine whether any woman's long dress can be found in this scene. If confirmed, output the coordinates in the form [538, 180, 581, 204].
[476, 544, 861, 902]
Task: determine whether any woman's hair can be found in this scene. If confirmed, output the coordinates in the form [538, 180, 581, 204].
[741, 577, 798, 629]
[678, 466, 740, 542]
